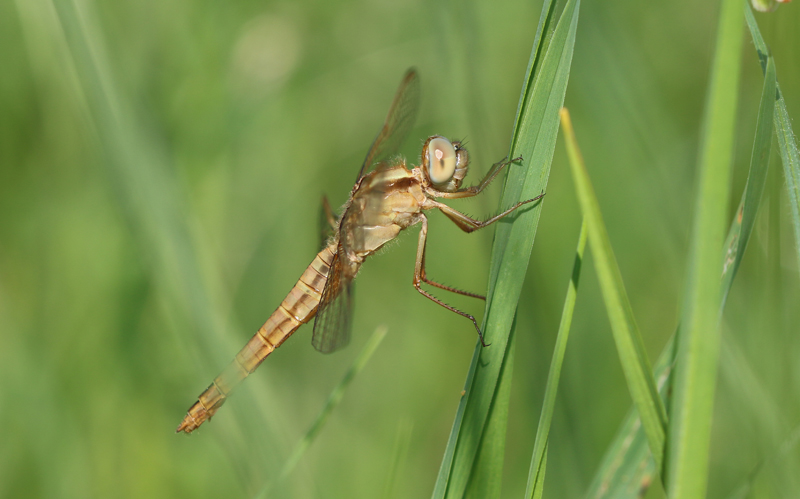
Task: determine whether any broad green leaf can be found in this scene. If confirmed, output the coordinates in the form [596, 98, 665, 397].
[432, 0, 580, 497]
[666, 0, 743, 495]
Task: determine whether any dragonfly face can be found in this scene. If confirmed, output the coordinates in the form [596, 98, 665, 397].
[176, 69, 544, 434]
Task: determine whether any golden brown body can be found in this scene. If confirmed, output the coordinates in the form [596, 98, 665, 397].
[176, 244, 336, 433]
[177, 164, 427, 433]
[343, 163, 426, 259]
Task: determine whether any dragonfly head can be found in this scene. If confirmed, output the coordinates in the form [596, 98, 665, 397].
[421, 136, 469, 192]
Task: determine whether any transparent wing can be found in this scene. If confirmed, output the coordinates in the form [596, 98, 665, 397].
[313, 70, 418, 352]
[356, 69, 421, 181]
[312, 247, 354, 354]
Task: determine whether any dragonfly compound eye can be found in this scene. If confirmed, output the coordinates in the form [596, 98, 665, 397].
[426, 137, 457, 185]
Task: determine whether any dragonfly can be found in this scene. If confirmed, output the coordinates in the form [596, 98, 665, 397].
[176, 69, 544, 433]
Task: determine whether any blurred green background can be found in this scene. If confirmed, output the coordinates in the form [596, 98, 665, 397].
[1, 0, 799, 497]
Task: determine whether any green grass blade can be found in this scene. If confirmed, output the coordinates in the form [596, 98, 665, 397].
[721, 54, 775, 302]
[431, 1, 580, 497]
[563, 107, 668, 472]
[743, 4, 800, 272]
[525, 218, 587, 499]
[487, 0, 557, 279]
[256, 326, 388, 498]
[774, 88, 800, 271]
[666, 0, 743, 495]
[508, 0, 559, 157]
[532, 441, 548, 499]
[584, 28, 776, 498]
[583, 336, 676, 499]
[463, 324, 516, 498]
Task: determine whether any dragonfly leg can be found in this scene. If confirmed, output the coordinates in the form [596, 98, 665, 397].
[424, 279, 485, 300]
[434, 192, 545, 233]
[413, 215, 490, 347]
[434, 155, 524, 199]
[415, 215, 485, 299]
[321, 195, 337, 229]
[319, 195, 338, 249]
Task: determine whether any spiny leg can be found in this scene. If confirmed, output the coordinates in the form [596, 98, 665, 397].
[413, 215, 490, 347]
[423, 279, 485, 300]
[435, 192, 545, 233]
[414, 214, 485, 299]
[321, 195, 337, 229]
[434, 155, 523, 199]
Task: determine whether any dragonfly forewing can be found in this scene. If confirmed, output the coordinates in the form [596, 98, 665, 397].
[357, 69, 420, 180]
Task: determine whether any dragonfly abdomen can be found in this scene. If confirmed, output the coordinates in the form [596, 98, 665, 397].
[176, 244, 336, 433]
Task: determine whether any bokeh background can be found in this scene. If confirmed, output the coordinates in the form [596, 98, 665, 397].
[1, 0, 799, 497]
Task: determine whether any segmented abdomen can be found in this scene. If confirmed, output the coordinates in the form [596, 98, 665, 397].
[176, 244, 336, 433]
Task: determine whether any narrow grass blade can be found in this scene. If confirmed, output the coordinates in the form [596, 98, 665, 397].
[721, 54, 775, 302]
[744, 4, 800, 272]
[381, 419, 414, 499]
[508, 0, 560, 158]
[666, 0, 743, 495]
[583, 336, 676, 499]
[256, 326, 388, 498]
[525, 219, 587, 499]
[562, 107, 668, 472]
[532, 442, 548, 499]
[432, 1, 580, 497]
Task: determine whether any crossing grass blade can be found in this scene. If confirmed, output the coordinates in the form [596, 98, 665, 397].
[431, 0, 580, 497]
[532, 442, 549, 499]
[720, 54, 775, 302]
[583, 336, 676, 499]
[666, 0, 747, 494]
[524, 218, 587, 499]
[744, 4, 800, 272]
[256, 326, 388, 498]
[562, 107, 668, 472]
[584, 38, 776, 499]
[584, 5, 779, 497]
